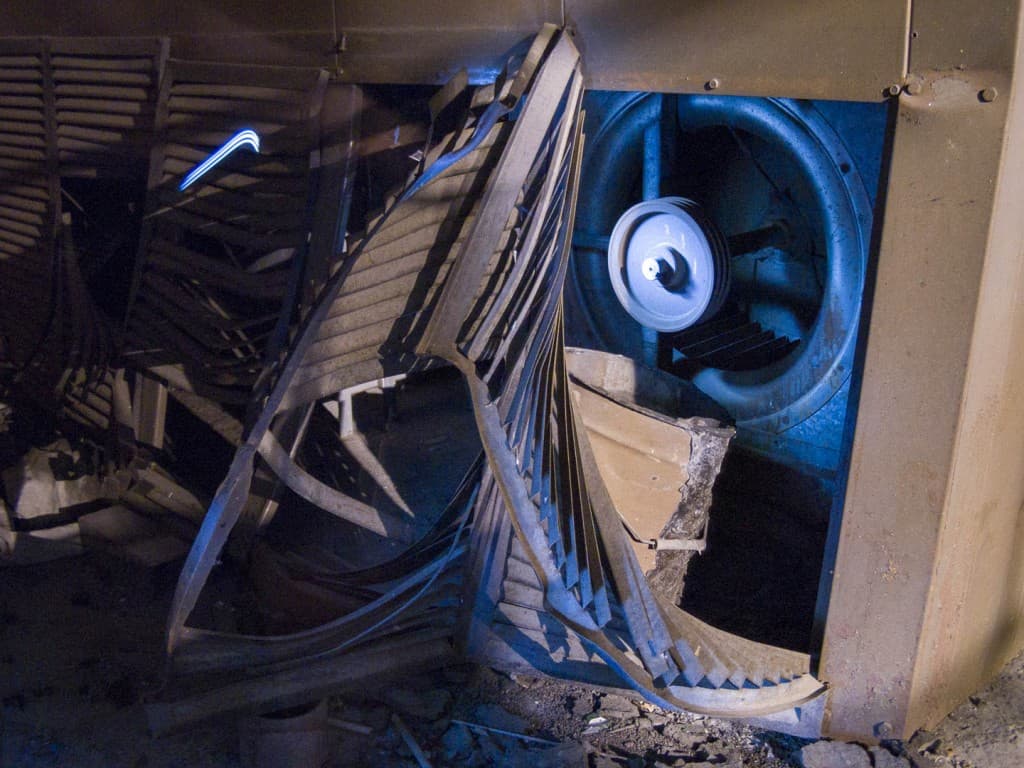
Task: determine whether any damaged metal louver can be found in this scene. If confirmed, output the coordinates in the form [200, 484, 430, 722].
[149, 26, 824, 731]
[0, 38, 166, 415]
[124, 60, 330, 403]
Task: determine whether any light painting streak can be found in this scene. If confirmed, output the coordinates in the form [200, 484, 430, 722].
[179, 129, 261, 191]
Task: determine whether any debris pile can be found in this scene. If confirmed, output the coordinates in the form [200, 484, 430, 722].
[1, 431, 204, 568]
[312, 665, 989, 768]
[2, 537, 1020, 768]
[303, 665, 931, 768]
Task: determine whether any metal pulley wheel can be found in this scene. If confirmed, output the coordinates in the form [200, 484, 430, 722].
[607, 196, 730, 332]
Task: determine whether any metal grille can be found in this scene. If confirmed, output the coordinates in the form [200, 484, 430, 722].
[124, 60, 328, 402]
[0, 38, 164, 393]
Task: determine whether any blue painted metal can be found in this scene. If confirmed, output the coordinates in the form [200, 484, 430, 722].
[641, 97, 663, 201]
[639, 95, 664, 367]
[676, 97, 870, 438]
[566, 91, 886, 471]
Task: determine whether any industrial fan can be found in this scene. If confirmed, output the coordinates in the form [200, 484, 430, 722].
[567, 92, 886, 471]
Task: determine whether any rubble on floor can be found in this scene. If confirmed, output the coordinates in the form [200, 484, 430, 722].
[1, 547, 1021, 767]
[313, 664, 1014, 768]
[324, 666, 792, 768]
[917, 648, 1024, 768]
[797, 740, 872, 768]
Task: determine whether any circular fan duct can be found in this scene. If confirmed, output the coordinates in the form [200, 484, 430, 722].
[568, 94, 873, 436]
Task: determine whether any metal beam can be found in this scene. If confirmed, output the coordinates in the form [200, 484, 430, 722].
[3, 0, 906, 99]
[820, 1, 1024, 740]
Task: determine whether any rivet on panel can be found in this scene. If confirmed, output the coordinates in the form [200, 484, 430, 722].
[904, 78, 923, 96]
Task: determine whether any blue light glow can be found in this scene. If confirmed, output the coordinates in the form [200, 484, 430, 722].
[179, 129, 261, 191]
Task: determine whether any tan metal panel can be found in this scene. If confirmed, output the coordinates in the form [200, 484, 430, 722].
[4, 0, 904, 97]
[334, 0, 561, 29]
[3, 0, 332, 37]
[1, 0, 562, 79]
[909, 0, 1019, 73]
[904, 11, 1024, 733]
[566, 0, 910, 100]
[820, 3, 1023, 738]
[165, 34, 338, 70]
[330, 0, 563, 83]
[2, 0, 338, 69]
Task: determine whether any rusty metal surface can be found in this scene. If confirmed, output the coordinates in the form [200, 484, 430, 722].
[3, 0, 905, 98]
[572, 377, 693, 573]
[819, 4, 1024, 740]
[566, 0, 909, 100]
[332, 0, 562, 84]
[908, 0, 1019, 73]
[1, 0, 560, 81]
[901, 1, 1024, 734]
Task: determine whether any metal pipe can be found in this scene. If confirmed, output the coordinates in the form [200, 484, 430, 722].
[640, 94, 663, 367]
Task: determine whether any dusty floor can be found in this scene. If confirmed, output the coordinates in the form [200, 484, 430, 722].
[1, 552, 1022, 767]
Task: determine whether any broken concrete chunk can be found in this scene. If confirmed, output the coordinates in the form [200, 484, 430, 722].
[441, 723, 475, 763]
[476, 730, 510, 765]
[909, 730, 942, 755]
[122, 464, 206, 524]
[646, 711, 670, 727]
[0, 523, 83, 565]
[529, 742, 588, 768]
[469, 703, 528, 734]
[685, 756, 744, 768]
[590, 753, 623, 768]
[509, 672, 541, 689]
[869, 745, 912, 768]
[798, 740, 872, 768]
[571, 694, 595, 718]
[79, 504, 161, 541]
[597, 693, 640, 719]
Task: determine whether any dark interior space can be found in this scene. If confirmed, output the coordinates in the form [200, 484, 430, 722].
[679, 449, 832, 653]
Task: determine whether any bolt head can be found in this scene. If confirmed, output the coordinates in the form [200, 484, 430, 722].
[706, 78, 720, 91]
[641, 257, 662, 281]
[905, 81, 923, 96]
[886, 83, 902, 97]
[980, 87, 998, 102]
